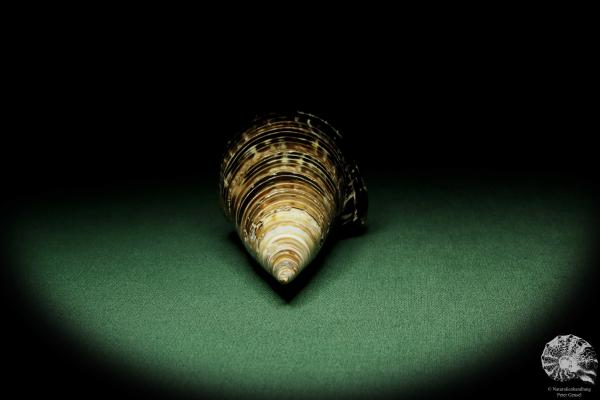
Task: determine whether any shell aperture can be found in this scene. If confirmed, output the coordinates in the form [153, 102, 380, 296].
[219, 112, 367, 284]
[541, 334, 598, 384]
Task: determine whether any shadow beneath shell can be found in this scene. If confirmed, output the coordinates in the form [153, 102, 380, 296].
[226, 224, 367, 303]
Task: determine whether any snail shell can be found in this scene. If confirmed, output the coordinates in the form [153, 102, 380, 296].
[541, 334, 598, 384]
[219, 111, 367, 284]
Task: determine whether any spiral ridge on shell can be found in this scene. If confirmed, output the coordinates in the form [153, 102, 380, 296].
[541, 334, 597, 384]
[219, 111, 367, 284]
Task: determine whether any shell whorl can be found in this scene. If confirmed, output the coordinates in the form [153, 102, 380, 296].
[219, 111, 367, 284]
[541, 334, 598, 384]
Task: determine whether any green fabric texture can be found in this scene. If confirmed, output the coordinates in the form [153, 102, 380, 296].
[11, 176, 595, 399]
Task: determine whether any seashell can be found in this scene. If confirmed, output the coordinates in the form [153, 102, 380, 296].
[219, 111, 367, 284]
[541, 334, 598, 384]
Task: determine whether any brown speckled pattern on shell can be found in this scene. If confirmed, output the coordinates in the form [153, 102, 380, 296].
[219, 111, 367, 284]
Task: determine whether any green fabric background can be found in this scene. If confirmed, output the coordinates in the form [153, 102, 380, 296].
[10, 176, 596, 398]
